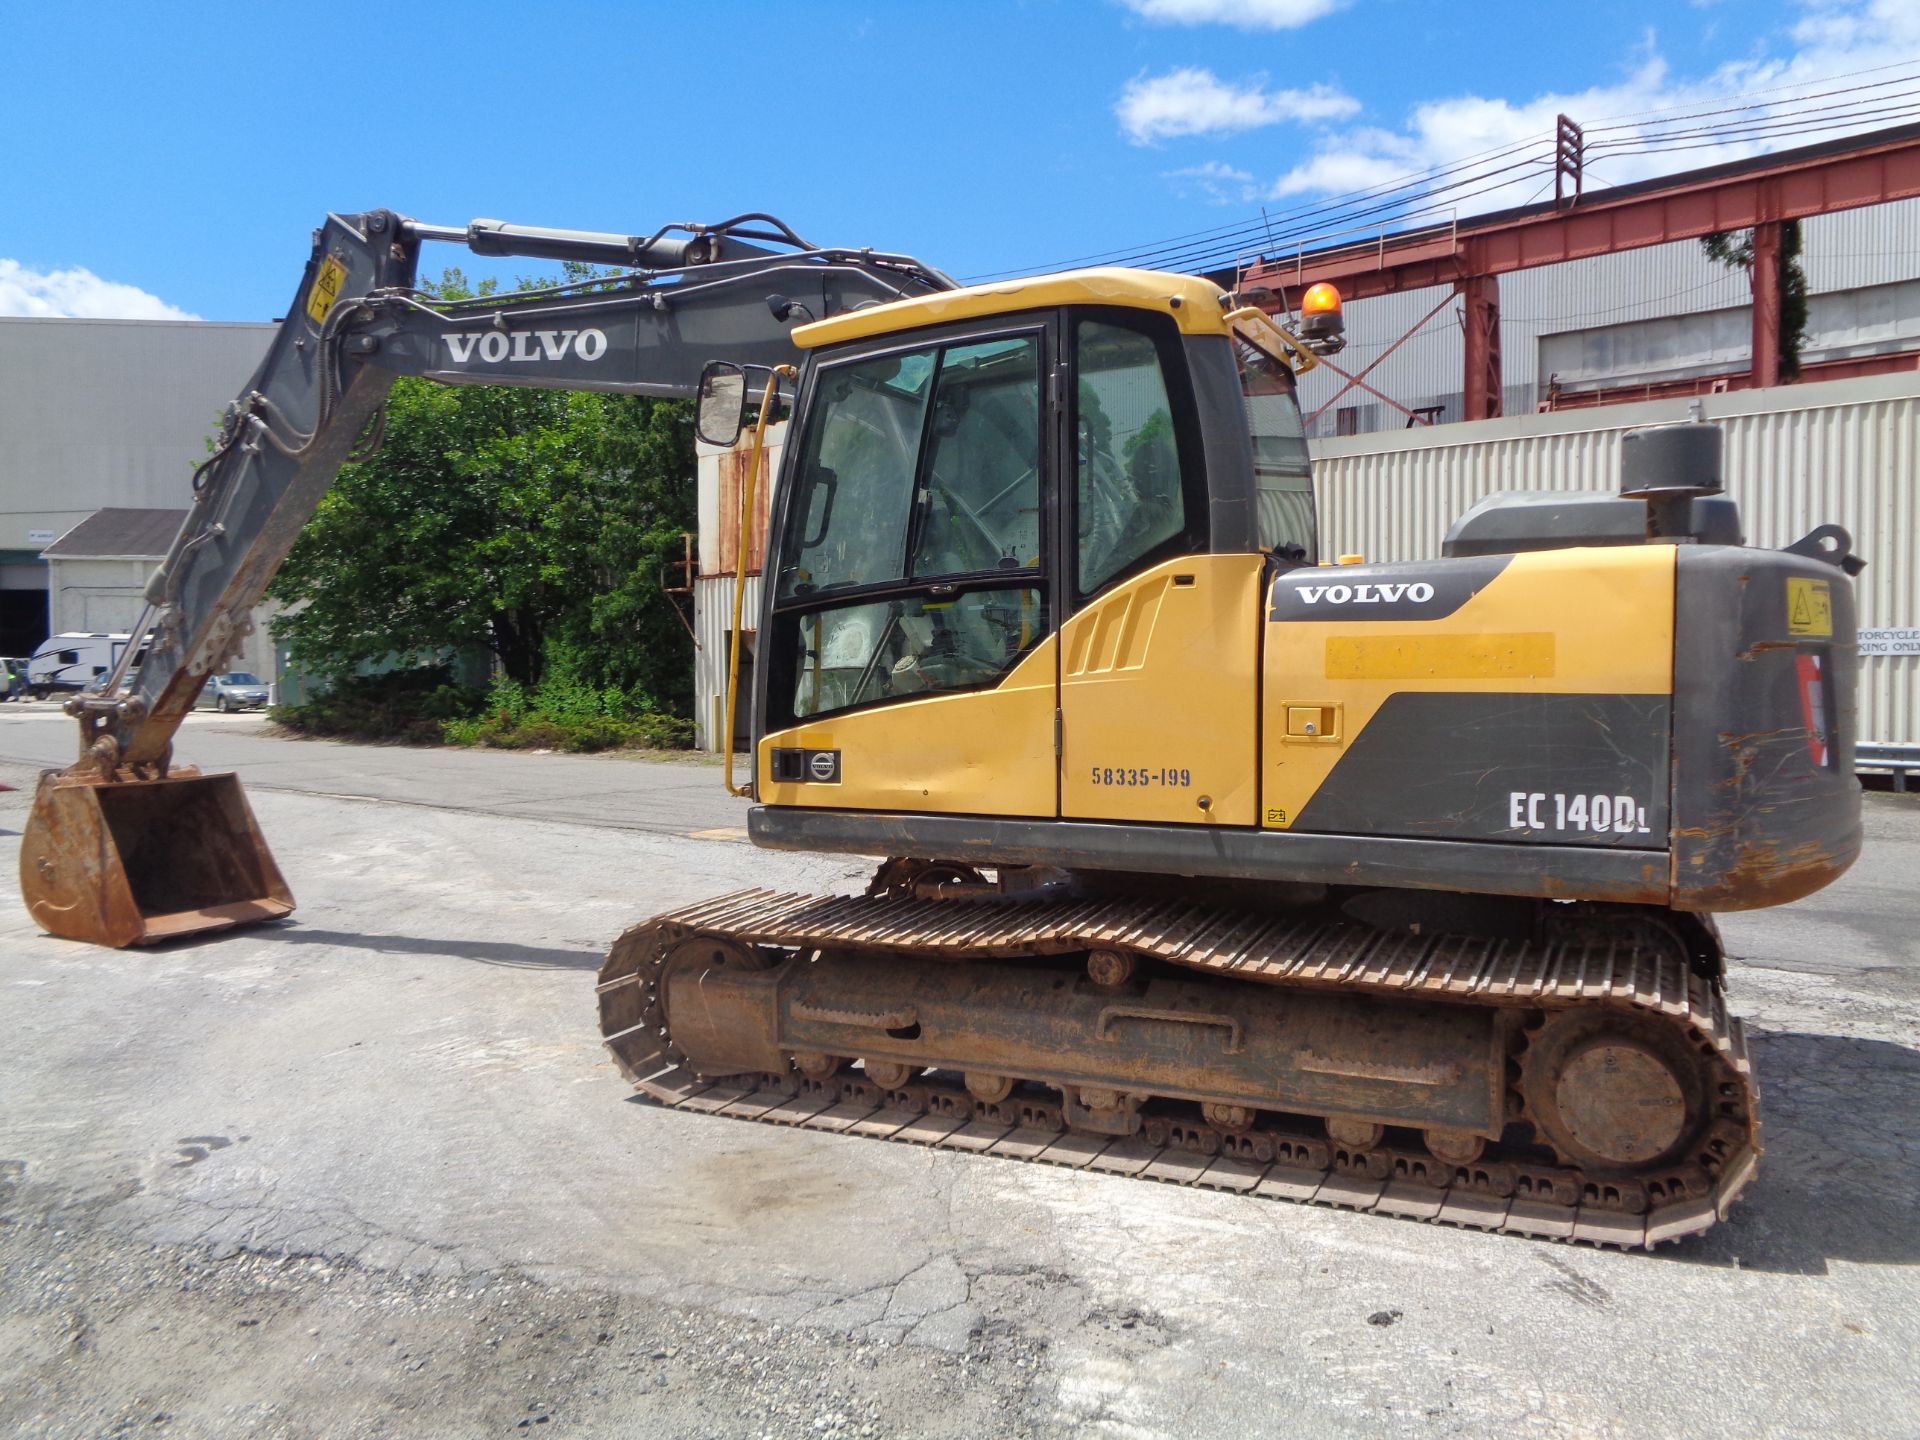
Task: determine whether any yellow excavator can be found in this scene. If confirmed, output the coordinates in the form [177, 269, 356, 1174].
[19, 210, 1863, 1247]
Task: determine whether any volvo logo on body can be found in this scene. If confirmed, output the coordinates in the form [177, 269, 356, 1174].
[1268, 555, 1511, 624]
[443, 328, 609, 365]
[1294, 581, 1435, 606]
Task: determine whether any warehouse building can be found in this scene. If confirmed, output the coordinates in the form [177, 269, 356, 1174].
[0, 315, 275, 669]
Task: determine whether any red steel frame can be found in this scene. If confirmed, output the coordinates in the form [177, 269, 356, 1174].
[1247, 122, 1920, 418]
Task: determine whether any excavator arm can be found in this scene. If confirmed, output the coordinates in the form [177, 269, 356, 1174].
[22, 207, 951, 945]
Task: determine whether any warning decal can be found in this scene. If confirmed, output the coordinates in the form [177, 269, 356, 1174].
[306, 254, 348, 326]
[1787, 577, 1832, 637]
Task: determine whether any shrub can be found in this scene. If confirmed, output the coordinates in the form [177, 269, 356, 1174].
[271, 666, 482, 744]
[439, 670, 693, 753]
[274, 652, 695, 754]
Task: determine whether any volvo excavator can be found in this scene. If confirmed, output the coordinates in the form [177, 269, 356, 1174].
[19, 209, 1864, 1248]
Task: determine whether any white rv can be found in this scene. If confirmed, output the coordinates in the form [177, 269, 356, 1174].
[26, 633, 149, 699]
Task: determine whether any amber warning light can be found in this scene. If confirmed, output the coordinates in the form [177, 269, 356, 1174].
[1300, 282, 1344, 345]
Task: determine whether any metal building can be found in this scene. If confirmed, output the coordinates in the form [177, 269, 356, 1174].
[38, 507, 279, 683]
[0, 317, 274, 659]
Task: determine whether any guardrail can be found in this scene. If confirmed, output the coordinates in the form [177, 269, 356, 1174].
[1857, 742, 1920, 792]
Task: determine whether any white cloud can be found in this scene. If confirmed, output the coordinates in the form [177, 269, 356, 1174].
[1258, 0, 1920, 222]
[0, 260, 199, 320]
[1119, 0, 1347, 28]
[1119, 67, 1360, 144]
[1164, 160, 1259, 203]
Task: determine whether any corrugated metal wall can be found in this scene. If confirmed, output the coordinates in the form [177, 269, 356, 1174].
[1308, 370, 1919, 745]
[693, 573, 762, 752]
[692, 426, 786, 750]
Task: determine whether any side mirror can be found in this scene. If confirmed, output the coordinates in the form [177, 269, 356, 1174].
[696, 361, 748, 447]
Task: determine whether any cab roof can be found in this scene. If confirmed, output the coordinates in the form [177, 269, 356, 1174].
[790, 267, 1233, 350]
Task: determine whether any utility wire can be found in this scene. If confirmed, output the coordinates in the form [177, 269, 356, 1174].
[975, 60, 1920, 284]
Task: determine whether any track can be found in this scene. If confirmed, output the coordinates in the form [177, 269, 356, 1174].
[597, 888, 1757, 1249]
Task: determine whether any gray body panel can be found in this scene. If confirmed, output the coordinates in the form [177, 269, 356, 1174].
[748, 805, 1670, 905]
[1443, 491, 1744, 557]
[1669, 544, 1862, 909]
[1288, 692, 1671, 847]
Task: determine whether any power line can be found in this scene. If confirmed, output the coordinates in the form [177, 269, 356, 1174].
[980, 58, 1920, 285]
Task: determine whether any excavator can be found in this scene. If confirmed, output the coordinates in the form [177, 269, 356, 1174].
[19, 208, 1864, 1247]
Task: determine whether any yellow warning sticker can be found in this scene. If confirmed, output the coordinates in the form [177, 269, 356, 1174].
[306, 254, 347, 326]
[1787, 577, 1833, 637]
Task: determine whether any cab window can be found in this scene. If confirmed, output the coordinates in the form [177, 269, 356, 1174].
[777, 335, 1042, 600]
[787, 587, 1044, 720]
[1075, 320, 1187, 596]
[1239, 342, 1316, 558]
[771, 328, 1047, 726]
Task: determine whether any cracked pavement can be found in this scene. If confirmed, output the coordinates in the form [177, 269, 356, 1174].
[0, 711, 1917, 1437]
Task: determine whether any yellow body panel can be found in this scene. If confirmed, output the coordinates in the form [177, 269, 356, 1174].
[1061, 555, 1264, 826]
[1261, 546, 1676, 829]
[791, 267, 1231, 350]
[759, 637, 1058, 817]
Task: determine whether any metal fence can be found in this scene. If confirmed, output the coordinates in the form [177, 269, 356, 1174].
[1308, 370, 1920, 746]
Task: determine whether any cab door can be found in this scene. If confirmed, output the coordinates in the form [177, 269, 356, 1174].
[756, 318, 1061, 817]
[1057, 312, 1262, 827]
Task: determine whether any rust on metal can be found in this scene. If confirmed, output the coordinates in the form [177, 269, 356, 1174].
[20, 768, 293, 948]
[1677, 834, 1851, 911]
[597, 886, 1760, 1249]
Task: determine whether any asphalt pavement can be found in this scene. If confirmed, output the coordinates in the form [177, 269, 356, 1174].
[0, 708, 1915, 1438]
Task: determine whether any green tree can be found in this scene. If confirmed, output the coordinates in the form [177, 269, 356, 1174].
[268, 271, 697, 715]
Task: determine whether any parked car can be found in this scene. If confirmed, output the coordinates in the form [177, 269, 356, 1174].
[198, 672, 271, 712]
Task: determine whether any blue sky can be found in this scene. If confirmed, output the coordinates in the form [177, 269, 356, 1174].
[3, 0, 1916, 321]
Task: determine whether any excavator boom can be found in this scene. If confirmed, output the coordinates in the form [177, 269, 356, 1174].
[20, 208, 952, 946]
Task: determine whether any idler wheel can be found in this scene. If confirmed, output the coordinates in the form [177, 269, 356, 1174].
[1327, 1116, 1384, 1151]
[1201, 1102, 1255, 1133]
[1086, 949, 1134, 987]
[1424, 1128, 1486, 1165]
[658, 935, 773, 1083]
[662, 934, 769, 981]
[792, 1051, 845, 1081]
[864, 1059, 915, 1090]
[1522, 1011, 1707, 1173]
[965, 1072, 1014, 1104]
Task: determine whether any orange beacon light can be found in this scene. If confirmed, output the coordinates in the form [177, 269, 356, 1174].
[1300, 281, 1343, 344]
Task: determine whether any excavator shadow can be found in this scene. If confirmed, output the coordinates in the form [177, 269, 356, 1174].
[1660, 1030, 1920, 1274]
[247, 924, 603, 971]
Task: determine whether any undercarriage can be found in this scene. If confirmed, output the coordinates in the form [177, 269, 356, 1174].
[597, 865, 1757, 1248]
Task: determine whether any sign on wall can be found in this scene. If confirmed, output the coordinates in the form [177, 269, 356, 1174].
[1858, 629, 1920, 657]
[26, 529, 54, 545]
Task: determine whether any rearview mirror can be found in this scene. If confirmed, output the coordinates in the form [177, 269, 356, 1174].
[696, 361, 747, 447]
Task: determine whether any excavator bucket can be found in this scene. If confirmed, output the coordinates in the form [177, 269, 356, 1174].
[19, 770, 293, 948]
